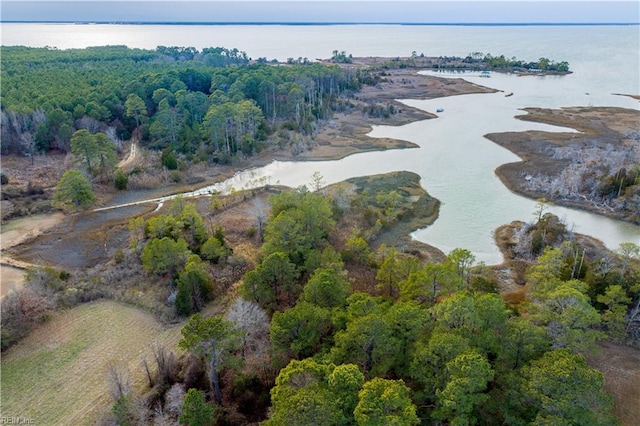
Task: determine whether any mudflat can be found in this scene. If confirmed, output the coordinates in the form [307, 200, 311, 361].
[488, 106, 640, 224]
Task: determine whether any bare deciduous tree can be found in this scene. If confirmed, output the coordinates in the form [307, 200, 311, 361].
[105, 126, 122, 153]
[618, 242, 640, 276]
[310, 171, 326, 192]
[152, 343, 179, 386]
[106, 361, 131, 401]
[250, 197, 269, 243]
[225, 297, 271, 373]
[76, 116, 102, 133]
[164, 383, 186, 419]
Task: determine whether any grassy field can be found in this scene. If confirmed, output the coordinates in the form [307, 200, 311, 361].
[1, 300, 183, 425]
[587, 342, 640, 426]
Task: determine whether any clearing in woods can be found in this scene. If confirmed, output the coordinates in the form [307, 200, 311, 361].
[0, 300, 183, 425]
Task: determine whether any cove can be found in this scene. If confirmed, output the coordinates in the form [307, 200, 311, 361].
[96, 71, 640, 265]
[186, 73, 639, 264]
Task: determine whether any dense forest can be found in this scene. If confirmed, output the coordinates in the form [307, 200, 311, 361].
[1, 46, 639, 425]
[1, 45, 360, 163]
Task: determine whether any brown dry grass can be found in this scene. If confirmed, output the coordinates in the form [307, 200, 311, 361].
[0, 153, 69, 189]
[489, 106, 640, 223]
[0, 300, 183, 425]
[587, 342, 640, 426]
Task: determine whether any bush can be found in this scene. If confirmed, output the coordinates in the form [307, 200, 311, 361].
[244, 227, 257, 239]
[174, 255, 215, 316]
[200, 236, 230, 264]
[180, 388, 217, 426]
[169, 170, 182, 183]
[161, 147, 178, 170]
[1, 286, 54, 350]
[26, 181, 45, 195]
[114, 248, 125, 264]
[114, 171, 128, 190]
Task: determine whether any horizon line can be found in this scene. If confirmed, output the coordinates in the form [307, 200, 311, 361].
[2, 20, 639, 26]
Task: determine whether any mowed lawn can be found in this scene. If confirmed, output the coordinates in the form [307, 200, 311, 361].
[1, 300, 183, 425]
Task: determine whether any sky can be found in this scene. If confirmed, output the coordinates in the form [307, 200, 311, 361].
[1, 1, 638, 24]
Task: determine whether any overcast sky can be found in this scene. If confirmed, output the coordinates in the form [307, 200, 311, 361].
[2, 1, 638, 24]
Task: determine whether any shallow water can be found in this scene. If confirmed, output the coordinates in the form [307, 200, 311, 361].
[185, 69, 639, 263]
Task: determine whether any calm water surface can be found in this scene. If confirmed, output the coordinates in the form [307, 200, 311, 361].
[2, 23, 639, 263]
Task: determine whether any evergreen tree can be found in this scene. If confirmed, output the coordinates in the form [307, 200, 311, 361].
[53, 169, 95, 210]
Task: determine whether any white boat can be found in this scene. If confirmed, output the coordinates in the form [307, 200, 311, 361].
[436, 108, 444, 113]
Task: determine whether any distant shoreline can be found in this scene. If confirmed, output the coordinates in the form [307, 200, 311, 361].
[2, 21, 639, 26]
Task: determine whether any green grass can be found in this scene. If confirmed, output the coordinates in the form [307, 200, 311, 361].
[1, 300, 182, 425]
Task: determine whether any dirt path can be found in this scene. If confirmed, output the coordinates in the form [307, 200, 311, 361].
[117, 138, 138, 169]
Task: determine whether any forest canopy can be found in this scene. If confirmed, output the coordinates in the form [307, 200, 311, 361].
[1, 45, 360, 161]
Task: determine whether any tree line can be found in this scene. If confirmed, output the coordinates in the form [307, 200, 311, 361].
[466, 52, 570, 72]
[1, 45, 362, 170]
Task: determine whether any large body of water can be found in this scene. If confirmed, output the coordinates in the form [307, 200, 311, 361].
[2, 23, 639, 263]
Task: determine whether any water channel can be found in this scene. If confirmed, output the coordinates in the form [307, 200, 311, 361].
[151, 71, 639, 264]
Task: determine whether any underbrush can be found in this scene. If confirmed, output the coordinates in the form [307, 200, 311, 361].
[0, 184, 54, 221]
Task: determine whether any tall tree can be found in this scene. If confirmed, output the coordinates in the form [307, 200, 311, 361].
[410, 331, 472, 401]
[240, 251, 299, 313]
[530, 282, 602, 353]
[141, 237, 191, 276]
[400, 262, 460, 305]
[433, 351, 494, 425]
[497, 317, 549, 371]
[124, 93, 147, 135]
[53, 169, 95, 210]
[70, 129, 116, 176]
[447, 248, 476, 289]
[301, 268, 351, 309]
[384, 301, 432, 377]
[178, 314, 240, 404]
[521, 349, 615, 425]
[224, 298, 270, 369]
[328, 363, 365, 423]
[175, 255, 214, 315]
[596, 284, 631, 342]
[354, 378, 419, 426]
[70, 129, 99, 174]
[263, 189, 335, 271]
[266, 358, 347, 426]
[150, 99, 182, 147]
[92, 132, 117, 176]
[270, 302, 334, 364]
[617, 242, 640, 276]
[330, 312, 398, 378]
